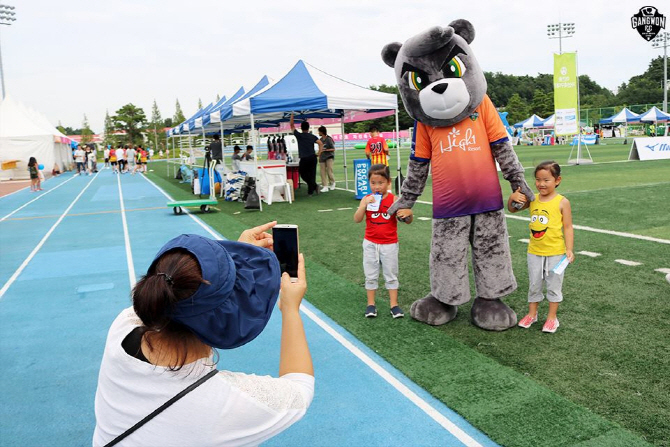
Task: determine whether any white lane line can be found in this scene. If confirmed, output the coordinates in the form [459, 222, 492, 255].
[0, 175, 78, 222]
[615, 259, 643, 266]
[318, 209, 333, 212]
[518, 239, 530, 244]
[565, 181, 670, 195]
[117, 174, 136, 288]
[655, 268, 670, 274]
[139, 174, 221, 240]
[336, 207, 352, 211]
[299, 304, 483, 447]
[0, 171, 101, 300]
[418, 217, 431, 221]
[578, 251, 601, 258]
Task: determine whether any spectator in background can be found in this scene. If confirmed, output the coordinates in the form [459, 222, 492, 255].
[243, 146, 254, 161]
[232, 146, 243, 172]
[290, 113, 323, 196]
[74, 145, 86, 175]
[365, 126, 389, 166]
[104, 146, 110, 167]
[317, 126, 336, 192]
[208, 134, 223, 164]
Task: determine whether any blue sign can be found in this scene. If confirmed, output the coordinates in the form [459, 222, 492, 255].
[354, 159, 371, 199]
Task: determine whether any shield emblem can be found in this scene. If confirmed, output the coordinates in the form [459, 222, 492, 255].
[631, 7, 666, 41]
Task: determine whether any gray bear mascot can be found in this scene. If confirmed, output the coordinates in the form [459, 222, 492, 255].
[383, 20, 534, 331]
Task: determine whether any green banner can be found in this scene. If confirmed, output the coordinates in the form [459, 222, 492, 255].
[553, 52, 579, 135]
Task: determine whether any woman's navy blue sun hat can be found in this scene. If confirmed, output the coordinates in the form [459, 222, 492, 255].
[149, 234, 281, 349]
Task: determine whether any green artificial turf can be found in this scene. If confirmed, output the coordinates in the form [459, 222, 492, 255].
[147, 145, 668, 446]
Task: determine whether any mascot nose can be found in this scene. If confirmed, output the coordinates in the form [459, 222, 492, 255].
[431, 83, 449, 94]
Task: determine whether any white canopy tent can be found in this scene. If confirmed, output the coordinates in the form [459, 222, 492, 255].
[0, 96, 72, 180]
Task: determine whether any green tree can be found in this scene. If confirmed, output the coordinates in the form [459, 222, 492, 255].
[149, 100, 163, 150]
[530, 89, 553, 117]
[163, 117, 173, 128]
[112, 104, 147, 145]
[503, 93, 530, 125]
[81, 115, 94, 144]
[174, 99, 186, 124]
[616, 56, 664, 105]
[103, 110, 115, 147]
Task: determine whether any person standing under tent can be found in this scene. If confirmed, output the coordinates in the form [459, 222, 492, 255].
[317, 126, 336, 192]
[290, 113, 323, 196]
[243, 146, 254, 161]
[365, 126, 389, 166]
[208, 134, 223, 165]
[231, 146, 243, 172]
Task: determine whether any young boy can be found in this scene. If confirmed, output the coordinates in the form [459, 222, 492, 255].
[365, 126, 389, 166]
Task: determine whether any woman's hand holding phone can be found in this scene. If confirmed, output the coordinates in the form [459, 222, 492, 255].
[279, 253, 306, 313]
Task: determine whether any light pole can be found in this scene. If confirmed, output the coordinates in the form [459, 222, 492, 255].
[547, 22, 575, 54]
[0, 3, 16, 99]
[651, 32, 669, 113]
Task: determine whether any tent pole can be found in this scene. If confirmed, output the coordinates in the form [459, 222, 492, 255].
[394, 109, 401, 174]
[250, 113, 262, 212]
[341, 116, 347, 190]
[220, 121, 225, 171]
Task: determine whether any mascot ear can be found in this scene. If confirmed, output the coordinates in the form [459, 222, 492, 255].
[381, 42, 402, 68]
[449, 19, 475, 44]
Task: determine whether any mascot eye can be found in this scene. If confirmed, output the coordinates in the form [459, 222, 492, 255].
[371, 212, 381, 218]
[444, 56, 466, 78]
[531, 216, 538, 223]
[408, 71, 428, 91]
[538, 216, 549, 225]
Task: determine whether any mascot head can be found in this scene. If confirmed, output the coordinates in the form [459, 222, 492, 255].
[382, 20, 486, 128]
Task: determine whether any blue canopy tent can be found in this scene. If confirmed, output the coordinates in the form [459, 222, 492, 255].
[638, 106, 670, 124]
[242, 60, 398, 191]
[599, 107, 640, 124]
[513, 114, 546, 128]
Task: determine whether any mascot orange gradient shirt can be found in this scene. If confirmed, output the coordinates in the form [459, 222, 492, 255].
[410, 94, 508, 219]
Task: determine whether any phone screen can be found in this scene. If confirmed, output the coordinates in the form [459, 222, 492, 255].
[273, 226, 299, 278]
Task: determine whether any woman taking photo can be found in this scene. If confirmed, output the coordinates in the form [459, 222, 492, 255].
[93, 222, 313, 446]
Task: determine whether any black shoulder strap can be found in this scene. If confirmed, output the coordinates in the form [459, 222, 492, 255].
[104, 369, 218, 447]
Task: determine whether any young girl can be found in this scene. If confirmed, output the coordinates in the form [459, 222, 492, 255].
[27, 157, 42, 191]
[353, 164, 413, 319]
[508, 161, 574, 333]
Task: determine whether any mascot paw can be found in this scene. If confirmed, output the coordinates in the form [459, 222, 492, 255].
[470, 297, 517, 331]
[410, 295, 458, 326]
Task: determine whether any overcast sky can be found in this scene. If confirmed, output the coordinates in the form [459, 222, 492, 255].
[2, 0, 665, 132]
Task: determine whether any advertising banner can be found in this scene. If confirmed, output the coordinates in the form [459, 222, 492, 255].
[628, 137, 670, 160]
[553, 52, 579, 136]
[354, 158, 371, 199]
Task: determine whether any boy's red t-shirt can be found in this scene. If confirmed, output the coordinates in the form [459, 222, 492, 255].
[364, 193, 398, 244]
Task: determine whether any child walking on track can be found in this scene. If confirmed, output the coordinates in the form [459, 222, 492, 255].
[27, 157, 42, 191]
[354, 164, 413, 319]
[508, 161, 574, 333]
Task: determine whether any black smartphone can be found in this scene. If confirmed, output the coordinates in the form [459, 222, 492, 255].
[273, 225, 299, 280]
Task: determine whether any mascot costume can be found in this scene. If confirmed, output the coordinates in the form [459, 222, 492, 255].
[382, 20, 534, 331]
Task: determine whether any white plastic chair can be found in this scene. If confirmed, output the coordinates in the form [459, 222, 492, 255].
[259, 166, 292, 205]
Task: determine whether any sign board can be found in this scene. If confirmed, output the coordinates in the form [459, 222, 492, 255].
[553, 52, 579, 136]
[354, 159, 371, 199]
[628, 137, 670, 160]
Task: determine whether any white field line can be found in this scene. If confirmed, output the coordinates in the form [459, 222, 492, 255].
[564, 181, 670, 195]
[139, 174, 221, 240]
[0, 171, 101, 300]
[299, 304, 483, 447]
[615, 259, 643, 266]
[518, 239, 530, 244]
[655, 268, 670, 274]
[117, 174, 136, 288]
[332, 188, 670, 245]
[0, 175, 78, 222]
[317, 209, 333, 212]
[578, 251, 601, 258]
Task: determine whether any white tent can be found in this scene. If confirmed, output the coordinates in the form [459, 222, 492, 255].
[0, 96, 72, 180]
[638, 106, 670, 123]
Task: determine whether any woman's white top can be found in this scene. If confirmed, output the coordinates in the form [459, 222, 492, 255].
[93, 307, 314, 446]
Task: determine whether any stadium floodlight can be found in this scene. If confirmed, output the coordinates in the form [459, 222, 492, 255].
[652, 32, 669, 113]
[0, 3, 16, 99]
[547, 22, 575, 54]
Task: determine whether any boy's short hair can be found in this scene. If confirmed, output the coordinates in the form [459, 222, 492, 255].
[300, 121, 310, 132]
[369, 125, 379, 133]
[233, 145, 241, 152]
[318, 126, 327, 135]
[246, 145, 253, 151]
[213, 134, 220, 140]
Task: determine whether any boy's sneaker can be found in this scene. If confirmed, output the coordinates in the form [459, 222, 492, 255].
[390, 306, 404, 319]
[365, 305, 377, 318]
[330, 182, 336, 189]
[542, 318, 560, 333]
[321, 186, 329, 192]
[518, 314, 538, 328]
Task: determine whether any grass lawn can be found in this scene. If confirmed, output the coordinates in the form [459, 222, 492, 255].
[148, 141, 669, 446]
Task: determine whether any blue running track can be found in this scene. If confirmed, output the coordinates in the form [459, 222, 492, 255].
[0, 169, 497, 446]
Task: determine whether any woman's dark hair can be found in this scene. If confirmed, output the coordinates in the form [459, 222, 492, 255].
[534, 160, 561, 180]
[318, 126, 327, 135]
[28, 157, 37, 167]
[368, 163, 391, 181]
[132, 249, 210, 370]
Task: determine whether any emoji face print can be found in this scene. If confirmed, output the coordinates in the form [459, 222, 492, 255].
[529, 209, 549, 240]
